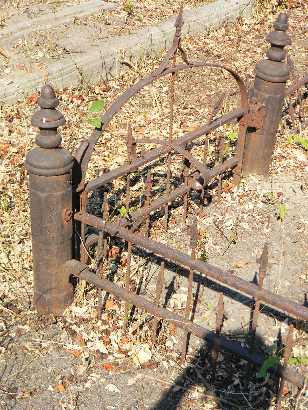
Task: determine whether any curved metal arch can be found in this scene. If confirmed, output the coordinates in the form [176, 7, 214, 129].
[79, 61, 249, 187]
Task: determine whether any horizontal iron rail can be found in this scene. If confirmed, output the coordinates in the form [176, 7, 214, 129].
[64, 259, 304, 388]
[74, 212, 308, 323]
[85, 108, 244, 192]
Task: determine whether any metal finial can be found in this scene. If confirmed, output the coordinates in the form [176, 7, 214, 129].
[38, 84, 59, 109]
[31, 84, 65, 148]
[274, 12, 288, 32]
[266, 13, 291, 63]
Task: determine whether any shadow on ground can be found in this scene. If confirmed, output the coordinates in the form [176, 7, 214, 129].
[152, 331, 279, 410]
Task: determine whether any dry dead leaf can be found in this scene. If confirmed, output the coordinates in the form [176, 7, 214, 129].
[54, 383, 66, 393]
[64, 348, 82, 358]
[105, 299, 118, 310]
[102, 362, 114, 372]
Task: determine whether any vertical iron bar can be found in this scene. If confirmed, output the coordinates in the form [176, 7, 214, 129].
[165, 55, 176, 230]
[218, 136, 225, 195]
[276, 325, 294, 409]
[80, 190, 88, 264]
[211, 293, 225, 381]
[251, 243, 268, 337]
[127, 122, 136, 162]
[152, 261, 165, 344]
[145, 171, 152, 236]
[123, 241, 132, 329]
[181, 217, 198, 362]
[102, 195, 109, 259]
[183, 159, 189, 223]
[97, 230, 104, 318]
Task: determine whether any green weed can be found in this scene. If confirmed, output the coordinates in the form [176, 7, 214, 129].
[287, 134, 308, 151]
[123, 0, 134, 16]
[87, 99, 106, 129]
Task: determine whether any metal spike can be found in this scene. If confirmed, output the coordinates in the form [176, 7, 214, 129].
[127, 122, 136, 162]
[216, 293, 224, 334]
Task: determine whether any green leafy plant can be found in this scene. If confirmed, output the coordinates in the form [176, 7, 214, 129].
[288, 134, 308, 151]
[200, 250, 208, 262]
[257, 355, 280, 379]
[276, 203, 287, 222]
[288, 356, 308, 366]
[87, 99, 106, 129]
[226, 130, 238, 143]
[0, 192, 11, 212]
[118, 205, 128, 218]
[123, 0, 134, 15]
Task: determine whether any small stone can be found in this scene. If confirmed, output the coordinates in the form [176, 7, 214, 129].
[132, 343, 152, 365]
[105, 384, 120, 394]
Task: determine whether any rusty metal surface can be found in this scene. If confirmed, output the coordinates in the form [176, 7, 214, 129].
[85, 108, 244, 192]
[26, 9, 307, 401]
[276, 325, 295, 409]
[64, 259, 305, 389]
[242, 13, 291, 176]
[25, 85, 74, 314]
[78, 7, 249, 190]
[74, 212, 308, 322]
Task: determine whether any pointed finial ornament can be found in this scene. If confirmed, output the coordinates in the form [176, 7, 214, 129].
[38, 84, 59, 109]
[255, 13, 291, 83]
[26, 84, 73, 176]
[31, 84, 65, 149]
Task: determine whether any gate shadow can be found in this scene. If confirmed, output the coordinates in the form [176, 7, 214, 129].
[151, 331, 279, 410]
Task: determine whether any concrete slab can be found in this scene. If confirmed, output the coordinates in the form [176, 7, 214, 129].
[0, 0, 254, 103]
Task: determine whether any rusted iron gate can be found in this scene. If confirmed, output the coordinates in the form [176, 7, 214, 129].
[25, 11, 308, 403]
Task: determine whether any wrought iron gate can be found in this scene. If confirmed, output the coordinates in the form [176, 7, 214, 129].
[25, 10, 308, 405]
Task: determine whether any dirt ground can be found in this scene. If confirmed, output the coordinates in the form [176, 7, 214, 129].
[0, 0, 308, 409]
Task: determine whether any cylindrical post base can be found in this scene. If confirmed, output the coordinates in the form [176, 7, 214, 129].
[25, 84, 75, 315]
[29, 173, 73, 314]
[242, 79, 286, 175]
[241, 12, 291, 176]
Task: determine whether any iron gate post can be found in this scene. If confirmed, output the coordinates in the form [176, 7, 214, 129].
[25, 85, 74, 314]
[242, 13, 291, 175]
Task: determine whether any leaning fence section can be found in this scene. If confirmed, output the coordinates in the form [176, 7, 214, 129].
[25, 10, 308, 408]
